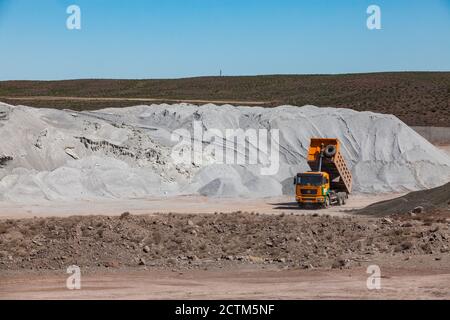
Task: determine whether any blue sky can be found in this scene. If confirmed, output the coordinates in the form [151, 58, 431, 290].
[0, 0, 449, 80]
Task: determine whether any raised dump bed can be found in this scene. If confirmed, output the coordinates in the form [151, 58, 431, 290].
[306, 138, 352, 194]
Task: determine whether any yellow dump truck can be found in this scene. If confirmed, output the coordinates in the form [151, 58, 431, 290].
[295, 138, 352, 208]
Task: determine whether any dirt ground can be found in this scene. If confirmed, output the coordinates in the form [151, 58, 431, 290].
[0, 193, 401, 220]
[1, 207, 450, 299]
[2, 264, 450, 299]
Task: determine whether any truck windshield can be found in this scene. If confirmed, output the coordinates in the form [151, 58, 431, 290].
[297, 175, 323, 186]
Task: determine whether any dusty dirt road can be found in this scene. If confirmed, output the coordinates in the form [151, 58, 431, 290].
[0, 193, 402, 220]
[2, 264, 450, 299]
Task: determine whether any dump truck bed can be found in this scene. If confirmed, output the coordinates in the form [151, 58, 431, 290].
[307, 138, 352, 193]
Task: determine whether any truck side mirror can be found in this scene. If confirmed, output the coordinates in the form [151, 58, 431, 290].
[293, 177, 296, 185]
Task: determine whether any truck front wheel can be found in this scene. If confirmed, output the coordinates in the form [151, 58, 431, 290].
[323, 196, 330, 209]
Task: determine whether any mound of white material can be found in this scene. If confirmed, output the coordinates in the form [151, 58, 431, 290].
[0, 156, 174, 201]
[0, 102, 449, 201]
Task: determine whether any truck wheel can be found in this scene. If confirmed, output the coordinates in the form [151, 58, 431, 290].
[340, 193, 347, 205]
[324, 145, 337, 158]
[338, 195, 343, 206]
[323, 197, 330, 208]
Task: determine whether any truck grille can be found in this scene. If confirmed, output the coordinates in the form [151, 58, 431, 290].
[300, 189, 317, 195]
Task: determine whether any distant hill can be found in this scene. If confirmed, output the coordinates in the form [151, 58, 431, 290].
[1, 72, 449, 126]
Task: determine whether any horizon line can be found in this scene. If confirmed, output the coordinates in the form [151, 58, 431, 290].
[2, 70, 450, 82]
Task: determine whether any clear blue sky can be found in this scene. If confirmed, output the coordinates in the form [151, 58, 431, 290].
[0, 0, 449, 80]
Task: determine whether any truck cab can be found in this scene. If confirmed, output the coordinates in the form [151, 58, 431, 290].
[295, 172, 331, 206]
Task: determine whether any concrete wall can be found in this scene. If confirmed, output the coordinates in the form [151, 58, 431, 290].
[412, 126, 450, 145]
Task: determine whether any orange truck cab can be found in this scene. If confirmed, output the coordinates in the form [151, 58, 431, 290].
[295, 138, 352, 208]
[295, 171, 331, 205]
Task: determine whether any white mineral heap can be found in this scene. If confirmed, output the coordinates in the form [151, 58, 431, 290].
[0, 102, 449, 201]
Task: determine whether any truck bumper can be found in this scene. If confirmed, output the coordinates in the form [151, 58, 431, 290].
[296, 196, 325, 204]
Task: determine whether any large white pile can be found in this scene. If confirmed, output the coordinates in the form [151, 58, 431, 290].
[0, 102, 449, 201]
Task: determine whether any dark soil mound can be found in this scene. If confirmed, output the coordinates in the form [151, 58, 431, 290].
[355, 182, 450, 216]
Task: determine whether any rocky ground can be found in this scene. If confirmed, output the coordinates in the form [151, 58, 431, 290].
[1, 209, 449, 272]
